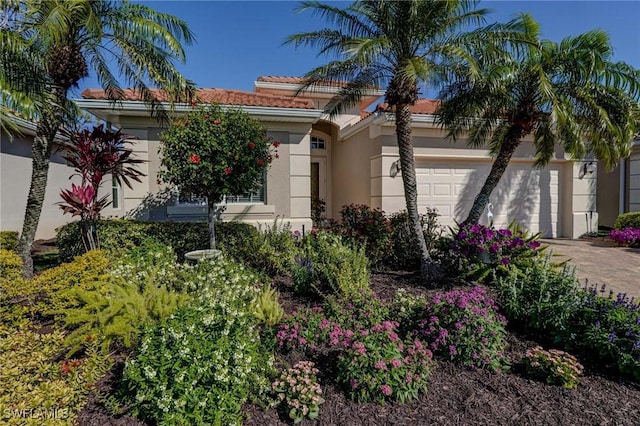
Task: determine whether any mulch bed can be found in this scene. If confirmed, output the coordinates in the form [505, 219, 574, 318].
[77, 271, 640, 426]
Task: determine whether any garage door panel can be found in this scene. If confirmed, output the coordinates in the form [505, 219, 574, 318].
[414, 161, 560, 237]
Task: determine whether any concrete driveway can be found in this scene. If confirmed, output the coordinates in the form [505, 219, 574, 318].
[541, 238, 640, 299]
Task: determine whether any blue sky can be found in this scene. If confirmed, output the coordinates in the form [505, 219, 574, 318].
[75, 1, 640, 98]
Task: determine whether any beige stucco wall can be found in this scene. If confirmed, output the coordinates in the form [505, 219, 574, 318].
[629, 145, 640, 212]
[0, 130, 123, 239]
[112, 117, 314, 232]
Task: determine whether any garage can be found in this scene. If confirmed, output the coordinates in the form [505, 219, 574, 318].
[415, 160, 560, 237]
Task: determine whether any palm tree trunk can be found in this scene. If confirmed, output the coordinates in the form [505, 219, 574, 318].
[465, 127, 523, 224]
[17, 85, 66, 278]
[395, 103, 434, 277]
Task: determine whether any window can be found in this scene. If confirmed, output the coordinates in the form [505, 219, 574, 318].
[311, 136, 326, 150]
[174, 176, 266, 206]
[176, 193, 207, 206]
[111, 178, 119, 209]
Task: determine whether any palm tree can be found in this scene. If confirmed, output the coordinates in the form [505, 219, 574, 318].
[1, 0, 195, 277]
[437, 29, 640, 225]
[286, 0, 532, 278]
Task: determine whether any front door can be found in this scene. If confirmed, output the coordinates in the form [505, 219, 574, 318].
[310, 157, 327, 215]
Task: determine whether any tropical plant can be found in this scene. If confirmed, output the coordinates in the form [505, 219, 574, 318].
[438, 29, 640, 224]
[523, 346, 584, 389]
[158, 103, 278, 249]
[59, 125, 145, 252]
[1, 0, 195, 277]
[286, 0, 531, 278]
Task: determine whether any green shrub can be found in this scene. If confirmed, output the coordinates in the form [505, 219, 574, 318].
[121, 257, 274, 426]
[0, 231, 18, 252]
[613, 211, 640, 230]
[524, 346, 584, 389]
[414, 286, 509, 371]
[0, 328, 112, 426]
[388, 209, 442, 270]
[0, 249, 22, 282]
[495, 254, 582, 335]
[292, 231, 370, 298]
[337, 204, 392, 270]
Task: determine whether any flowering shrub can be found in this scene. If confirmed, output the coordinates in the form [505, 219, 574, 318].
[609, 227, 640, 247]
[336, 321, 434, 403]
[571, 285, 640, 382]
[388, 209, 443, 271]
[272, 361, 324, 423]
[441, 223, 544, 282]
[415, 286, 508, 371]
[121, 257, 274, 425]
[337, 204, 393, 269]
[524, 347, 584, 389]
[391, 288, 428, 333]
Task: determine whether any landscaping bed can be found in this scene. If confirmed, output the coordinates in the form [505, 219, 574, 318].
[72, 272, 640, 426]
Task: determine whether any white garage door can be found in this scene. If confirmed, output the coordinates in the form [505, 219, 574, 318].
[415, 160, 560, 237]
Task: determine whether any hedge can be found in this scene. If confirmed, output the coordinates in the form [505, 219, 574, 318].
[57, 219, 258, 263]
[0, 231, 19, 252]
[613, 212, 640, 230]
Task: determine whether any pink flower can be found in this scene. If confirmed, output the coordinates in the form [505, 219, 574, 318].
[380, 384, 392, 396]
[224, 167, 232, 175]
[189, 154, 200, 164]
[374, 360, 387, 371]
[390, 358, 402, 368]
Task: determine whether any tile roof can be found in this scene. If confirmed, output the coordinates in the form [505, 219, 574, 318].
[376, 99, 440, 115]
[81, 88, 316, 109]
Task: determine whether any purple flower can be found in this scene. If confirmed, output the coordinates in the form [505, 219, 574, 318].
[380, 384, 392, 396]
[607, 332, 617, 343]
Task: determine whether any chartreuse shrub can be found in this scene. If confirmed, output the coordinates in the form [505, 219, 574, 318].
[495, 254, 582, 335]
[121, 257, 275, 425]
[51, 243, 190, 355]
[613, 211, 640, 230]
[0, 249, 22, 282]
[271, 361, 324, 424]
[414, 286, 509, 371]
[0, 231, 19, 251]
[292, 231, 369, 298]
[440, 222, 545, 282]
[0, 328, 111, 426]
[524, 347, 584, 389]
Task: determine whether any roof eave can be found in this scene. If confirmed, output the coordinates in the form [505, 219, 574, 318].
[74, 99, 324, 123]
[254, 80, 386, 97]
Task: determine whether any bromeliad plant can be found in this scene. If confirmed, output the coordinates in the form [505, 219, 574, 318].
[59, 125, 145, 252]
[159, 103, 278, 249]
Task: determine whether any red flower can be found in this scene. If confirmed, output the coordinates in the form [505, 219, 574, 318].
[190, 100, 197, 107]
[224, 167, 232, 175]
[257, 159, 264, 166]
[184, 119, 189, 126]
[248, 142, 256, 149]
[272, 141, 280, 148]
[213, 119, 221, 125]
[189, 154, 201, 164]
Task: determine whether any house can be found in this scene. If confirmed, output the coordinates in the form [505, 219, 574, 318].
[0, 116, 125, 239]
[597, 136, 640, 227]
[74, 76, 600, 238]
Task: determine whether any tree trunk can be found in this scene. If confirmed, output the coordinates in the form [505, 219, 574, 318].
[395, 103, 435, 278]
[465, 127, 524, 225]
[17, 85, 67, 278]
[208, 201, 216, 250]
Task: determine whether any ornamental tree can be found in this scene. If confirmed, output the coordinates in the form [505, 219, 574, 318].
[158, 103, 278, 249]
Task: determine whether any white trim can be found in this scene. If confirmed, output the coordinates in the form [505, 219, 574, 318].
[73, 99, 325, 123]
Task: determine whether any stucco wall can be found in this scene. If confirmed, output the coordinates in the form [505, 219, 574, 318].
[0, 130, 122, 239]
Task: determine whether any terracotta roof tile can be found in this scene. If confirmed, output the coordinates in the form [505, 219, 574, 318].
[376, 99, 440, 115]
[257, 75, 382, 90]
[81, 88, 316, 109]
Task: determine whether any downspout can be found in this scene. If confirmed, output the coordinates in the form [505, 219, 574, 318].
[619, 159, 626, 214]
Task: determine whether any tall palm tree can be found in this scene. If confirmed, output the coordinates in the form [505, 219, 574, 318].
[1, 0, 195, 277]
[287, 0, 532, 278]
[437, 29, 640, 225]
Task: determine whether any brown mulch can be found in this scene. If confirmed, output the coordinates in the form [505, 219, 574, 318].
[77, 271, 640, 426]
